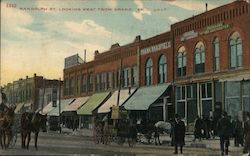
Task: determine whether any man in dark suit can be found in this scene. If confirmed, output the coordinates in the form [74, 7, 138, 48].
[172, 114, 186, 154]
[217, 112, 232, 156]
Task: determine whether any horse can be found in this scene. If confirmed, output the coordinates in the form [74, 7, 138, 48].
[0, 105, 15, 149]
[20, 112, 47, 150]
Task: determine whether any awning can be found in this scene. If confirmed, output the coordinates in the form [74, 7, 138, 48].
[48, 99, 74, 116]
[40, 101, 57, 115]
[63, 97, 89, 112]
[77, 92, 110, 115]
[97, 88, 136, 113]
[123, 84, 170, 110]
[14, 103, 24, 113]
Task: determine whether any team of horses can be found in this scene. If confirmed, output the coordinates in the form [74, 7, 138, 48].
[0, 92, 47, 150]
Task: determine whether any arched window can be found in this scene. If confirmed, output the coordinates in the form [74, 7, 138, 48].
[145, 58, 153, 86]
[194, 42, 205, 73]
[158, 55, 167, 83]
[213, 38, 220, 71]
[229, 32, 242, 69]
[177, 47, 186, 77]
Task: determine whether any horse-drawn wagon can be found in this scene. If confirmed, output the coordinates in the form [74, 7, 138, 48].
[93, 106, 137, 147]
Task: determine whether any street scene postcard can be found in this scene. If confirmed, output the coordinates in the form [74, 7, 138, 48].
[1, 0, 250, 155]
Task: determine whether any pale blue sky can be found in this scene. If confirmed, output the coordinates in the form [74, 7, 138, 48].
[1, 0, 234, 85]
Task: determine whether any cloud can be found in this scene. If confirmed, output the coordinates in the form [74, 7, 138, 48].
[106, 0, 118, 8]
[168, 16, 179, 24]
[64, 20, 112, 37]
[165, 0, 217, 12]
[133, 0, 151, 21]
[1, 2, 44, 40]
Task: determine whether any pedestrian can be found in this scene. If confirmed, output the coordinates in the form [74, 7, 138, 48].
[243, 112, 250, 155]
[172, 114, 186, 154]
[234, 118, 244, 147]
[217, 111, 232, 156]
[193, 116, 203, 142]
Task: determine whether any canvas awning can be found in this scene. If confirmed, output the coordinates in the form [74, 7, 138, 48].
[63, 97, 89, 112]
[14, 103, 24, 113]
[77, 92, 110, 115]
[97, 88, 136, 113]
[48, 99, 74, 116]
[123, 84, 170, 110]
[24, 102, 32, 107]
[39, 101, 57, 115]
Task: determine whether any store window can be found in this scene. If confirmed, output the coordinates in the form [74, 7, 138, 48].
[145, 58, 153, 86]
[243, 81, 250, 112]
[177, 47, 186, 77]
[158, 55, 167, 83]
[176, 86, 185, 119]
[213, 38, 220, 71]
[229, 32, 242, 69]
[194, 42, 205, 74]
[200, 82, 212, 117]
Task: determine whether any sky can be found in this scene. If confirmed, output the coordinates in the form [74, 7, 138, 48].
[0, 0, 234, 86]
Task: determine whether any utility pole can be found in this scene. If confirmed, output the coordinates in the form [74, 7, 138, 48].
[42, 78, 45, 114]
[58, 78, 62, 133]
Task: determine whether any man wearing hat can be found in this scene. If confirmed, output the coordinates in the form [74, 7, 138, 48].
[217, 112, 232, 156]
[243, 112, 250, 155]
[172, 114, 186, 154]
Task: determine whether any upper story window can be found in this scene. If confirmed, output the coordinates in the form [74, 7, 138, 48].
[131, 65, 137, 86]
[64, 79, 69, 96]
[158, 55, 167, 83]
[229, 32, 242, 69]
[69, 77, 74, 96]
[123, 68, 130, 87]
[95, 74, 99, 92]
[177, 46, 186, 77]
[194, 42, 205, 74]
[100, 73, 105, 91]
[81, 74, 86, 93]
[87, 74, 93, 93]
[145, 58, 153, 86]
[107, 72, 111, 89]
[213, 38, 220, 71]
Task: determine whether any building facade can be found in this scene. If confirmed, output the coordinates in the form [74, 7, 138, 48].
[63, 1, 250, 125]
[3, 74, 61, 113]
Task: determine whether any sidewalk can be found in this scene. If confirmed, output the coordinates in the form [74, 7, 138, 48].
[50, 128, 244, 153]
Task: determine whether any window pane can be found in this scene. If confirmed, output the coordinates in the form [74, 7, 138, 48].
[230, 45, 236, 68]
[207, 83, 212, 98]
[183, 56, 186, 66]
[201, 84, 206, 98]
[181, 86, 185, 100]
[195, 53, 201, 64]
[243, 81, 250, 95]
[177, 87, 181, 100]
[201, 52, 205, 63]
[178, 57, 182, 68]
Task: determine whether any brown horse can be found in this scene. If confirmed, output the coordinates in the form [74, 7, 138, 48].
[0, 105, 15, 149]
[21, 112, 47, 150]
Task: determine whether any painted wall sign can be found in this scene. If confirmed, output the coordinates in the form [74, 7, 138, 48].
[181, 30, 198, 41]
[199, 23, 230, 35]
[140, 41, 171, 55]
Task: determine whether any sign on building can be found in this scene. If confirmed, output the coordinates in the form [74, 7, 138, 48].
[64, 54, 84, 69]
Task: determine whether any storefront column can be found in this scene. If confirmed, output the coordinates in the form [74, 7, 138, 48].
[221, 81, 225, 111]
[197, 82, 201, 117]
[185, 85, 188, 122]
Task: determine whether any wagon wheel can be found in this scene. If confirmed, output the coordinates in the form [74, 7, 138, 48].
[103, 127, 112, 145]
[93, 127, 102, 144]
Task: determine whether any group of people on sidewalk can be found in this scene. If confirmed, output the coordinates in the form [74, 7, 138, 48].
[192, 111, 250, 156]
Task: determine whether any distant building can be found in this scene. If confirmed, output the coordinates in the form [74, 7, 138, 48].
[3, 74, 62, 113]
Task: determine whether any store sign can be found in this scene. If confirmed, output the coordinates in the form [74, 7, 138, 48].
[111, 106, 119, 119]
[199, 23, 230, 35]
[140, 41, 171, 55]
[181, 30, 198, 41]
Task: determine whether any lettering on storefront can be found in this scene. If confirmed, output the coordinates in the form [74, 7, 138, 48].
[181, 30, 198, 41]
[199, 23, 231, 35]
[140, 41, 171, 55]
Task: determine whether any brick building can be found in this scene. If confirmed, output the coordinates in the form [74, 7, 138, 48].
[63, 1, 250, 126]
[3, 74, 62, 113]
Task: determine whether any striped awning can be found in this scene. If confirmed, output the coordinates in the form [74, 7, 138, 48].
[40, 101, 57, 115]
[48, 99, 74, 116]
[123, 84, 170, 110]
[63, 96, 89, 112]
[97, 89, 136, 113]
[77, 92, 110, 115]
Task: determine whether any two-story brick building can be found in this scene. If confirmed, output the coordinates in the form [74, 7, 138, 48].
[62, 0, 250, 127]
